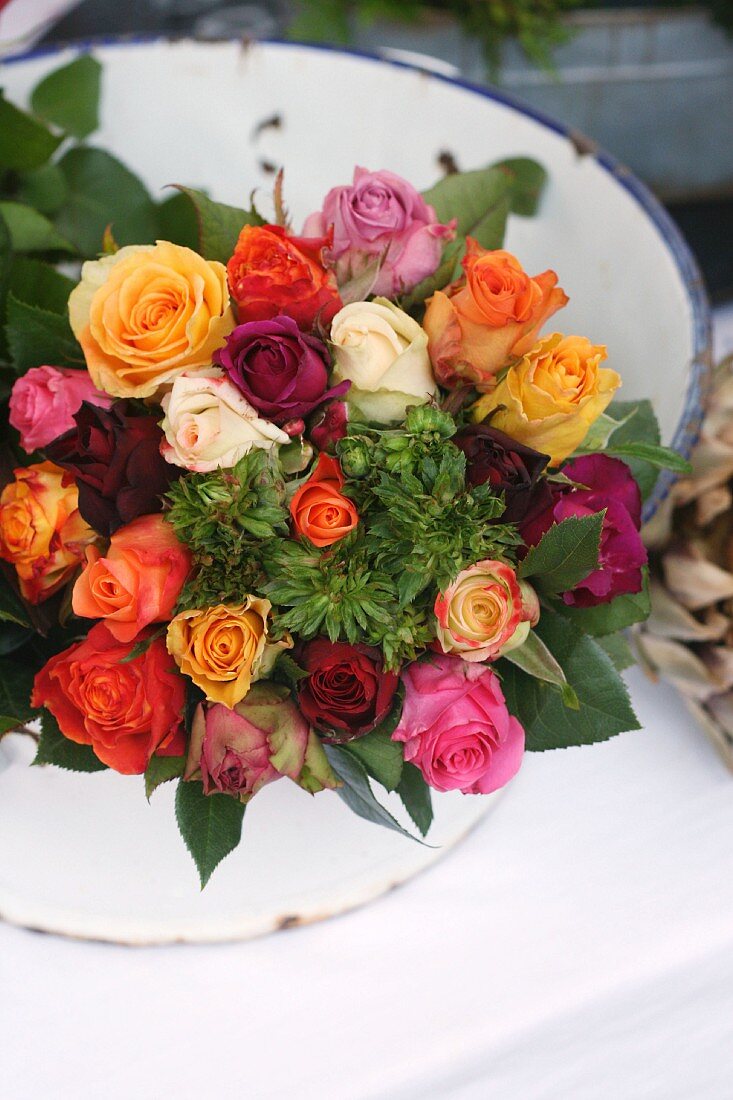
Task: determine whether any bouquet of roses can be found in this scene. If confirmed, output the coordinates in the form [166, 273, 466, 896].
[0, 58, 687, 885]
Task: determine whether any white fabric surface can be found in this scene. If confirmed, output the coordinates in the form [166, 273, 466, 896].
[3, 310, 733, 1099]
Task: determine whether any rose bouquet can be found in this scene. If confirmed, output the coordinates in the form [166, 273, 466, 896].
[0, 58, 688, 886]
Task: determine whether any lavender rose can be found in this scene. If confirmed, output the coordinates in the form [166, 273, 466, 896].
[523, 454, 648, 607]
[303, 167, 455, 298]
[214, 315, 348, 426]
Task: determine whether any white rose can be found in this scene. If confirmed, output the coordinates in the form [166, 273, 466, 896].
[160, 369, 288, 472]
[330, 298, 436, 424]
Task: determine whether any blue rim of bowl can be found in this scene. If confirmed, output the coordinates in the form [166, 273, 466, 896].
[2, 34, 713, 521]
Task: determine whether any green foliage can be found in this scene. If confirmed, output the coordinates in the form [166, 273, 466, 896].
[145, 755, 186, 801]
[174, 186, 264, 264]
[33, 711, 108, 772]
[175, 779, 246, 888]
[165, 449, 289, 609]
[0, 655, 37, 735]
[493, 157, 548, 217]
[8, 258, 76, 315]
[518, 513, 604, 594]
[324, 744, 423, 842]
[502, 630, 578, 709]
[340, 686, 405, 791]
[421, 164, 512, 246]
[30, 54, 102, 140]
[16, 164, 68, 216]
[0, 202, 74, 253]
[557, 568, 651, 637]
[396, 761, 433, 837]
[595, 632, 635, 673]
[603, 399, 661, 501]
[0, 91, 62, 172]
[5, 294, 82, 373]
[157, 191, 200, 251]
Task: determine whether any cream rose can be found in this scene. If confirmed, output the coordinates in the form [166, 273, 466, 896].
[330, 298, 436, 424]
[434, 560, 539, 663]
[160, 369, 288, 472]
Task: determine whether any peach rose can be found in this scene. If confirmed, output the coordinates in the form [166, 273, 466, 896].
[0, 460, 96, 603]
[289, 453, 358, 548]
[166, 598, 291, 708]
[72, 514, 192, 642]
[434, 559, 538, 662]
[68, 241, 234, 400]
[423, 243, 568, 391]
[472, 332, 621, 466]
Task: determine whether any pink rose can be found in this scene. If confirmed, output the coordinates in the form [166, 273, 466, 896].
[9, 366, 111, 453]
[392, 654, 525, 794]
[303, 167, 454, 298]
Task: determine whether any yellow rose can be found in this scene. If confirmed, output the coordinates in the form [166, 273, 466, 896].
[166, 598, 291, 708]
[472, 333, 621, 465]
[68, 241, 235, 400]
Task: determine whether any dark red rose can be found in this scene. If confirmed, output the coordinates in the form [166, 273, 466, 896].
[46, 400, 178, 536]
[454, 424, 552, 526]
[524, 454, 647, 607]
[214, 315, 348, 425]
[308, 401, 349, 453]
[297, 639, 399, 742]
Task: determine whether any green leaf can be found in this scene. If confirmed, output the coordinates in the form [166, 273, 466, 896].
[157, 191, 200, 250]
[0, 581, 31, 628]
[5, 293, 82, 373]
[175, 779, 246, 888]
[30, 54, 101, 140]
[396, 761, 433, 837]
[557, 568, 651, 636]
[8, 257, 76, 314]
[174, 186, 264, 264]
[324, 745, 422, 843]
[491, 157, 548, 216]
[499, 609, 640, 751]
[421, 165, 512, 243]
[605, 399, 660, 501]
[576, 409, 637, 453]
[518, 512, 604, 594]
[145, 754, 186, 801]
[595, 631, 636, 672]
[33, 710, 107, 772]
[0, 92, 62, 171]
[0, 656, 36, 727]
[604, 441, 691, 474]
[0, 202, 74, 253]
[16, 164, 69, 216]
[55, 147, 158, 257]
[341, 696, 405, 793]
[502, 630, 579, 708]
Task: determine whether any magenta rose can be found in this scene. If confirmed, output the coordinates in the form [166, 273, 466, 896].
[392, 654, 525, 794]
[214, 316, 348, 425]
[9, 365, 111, 453]
[523, 454, 647, 607]
[303, 167, 455, 298]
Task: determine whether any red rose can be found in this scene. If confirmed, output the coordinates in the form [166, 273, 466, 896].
[297, 639, 399, 742]
[31, 623, 185, 774]
[227, 224, 342, 331]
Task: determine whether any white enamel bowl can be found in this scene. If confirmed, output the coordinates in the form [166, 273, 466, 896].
[0, 39, 711, 944]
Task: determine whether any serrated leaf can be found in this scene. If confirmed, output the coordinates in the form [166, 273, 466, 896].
[145, 754, 186, 800]
[502, 630, 578, 708]
[595, 632, 636, 672]
[605, 441, 691, 474]
[0, 655, 36, 726]
[0, 92, 62, 172]
[55, 147, 158, 257]
[557, 568, 651, 636]
[518, 512, 604, 594]
[174, 186, 263, 264]
[0, 202, 74, 254]
[492, 157, 548, 216]
[157, 191, 200, 250]
[33, 710, 107, 772]
[421, 165, 512, 241]
[175, 779, 246, 888]
[396, 761, 433, 837]
[499, 609, 640, 751]
[8, 257, 76, 314]
[324, 745, 423, 843]
[341, 687, 405, 791]
[30, 54, 101, 140]
[606, 398, 660, 501]
[5, 293, 82, 372]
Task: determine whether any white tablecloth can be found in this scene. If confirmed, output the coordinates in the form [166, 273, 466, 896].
[2, 312, 733, 1100]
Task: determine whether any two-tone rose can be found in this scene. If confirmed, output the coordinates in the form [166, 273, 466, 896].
[434, 560, 539, 663]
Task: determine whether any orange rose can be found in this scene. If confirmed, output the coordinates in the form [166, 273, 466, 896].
[423, 242, 568, 391]
[290, 453, 358, 548]
[31, 623, 185, 774]
[68, 241, 234, 399]
[72, 514, 192, 643]
[227, 224, 341, 331]
[0, 460, 96, 604]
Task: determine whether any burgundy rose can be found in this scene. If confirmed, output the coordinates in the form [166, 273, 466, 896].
[454, 424, 552, 526]
[46, 400, 177, 536]
[297, 639, 399, 742]
[214, 315, 349, 426]
[308, 401, 348, 453]
[524, 454, 647, 607]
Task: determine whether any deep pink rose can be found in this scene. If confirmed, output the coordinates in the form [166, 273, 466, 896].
[392, 654, 524, 794]
[523, 454, 647, 607]
[214, 316, 348, 425]
[9, 365, 111, 453]
[303, 167, 455, 297]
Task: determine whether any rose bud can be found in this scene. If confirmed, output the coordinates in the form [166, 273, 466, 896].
[392, 654, 524, 795]
[405, 405, 456, 438]
[434, 559, 537, 663]
[524, 454, 647, 607]
[454, 424, 553, 526]
[309, 401, 348, 453]
[336, 436, 371, 479]
[46, 400, 178, 536]
[303, 167, 454, 298]
[297, 639, 399, 742]
[9, 365, 111, 454]
[281, 418, 306, 438]
[184, 683, 339, 802]
[214, 315, 348, 426]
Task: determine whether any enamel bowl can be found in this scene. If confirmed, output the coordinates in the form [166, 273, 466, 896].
[0, 39, 711, 944]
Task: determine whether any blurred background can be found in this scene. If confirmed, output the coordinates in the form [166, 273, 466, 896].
[1, 0, 731, 300]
